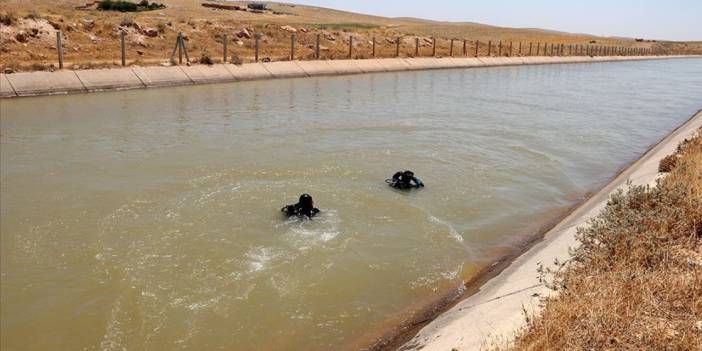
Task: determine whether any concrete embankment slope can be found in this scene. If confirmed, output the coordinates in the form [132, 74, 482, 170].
[398, 110, 702, 351]
[0, 55, 697, 98]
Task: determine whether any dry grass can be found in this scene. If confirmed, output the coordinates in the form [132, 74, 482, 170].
[1, 0, 700, 72]
[509, 130, 702, 350]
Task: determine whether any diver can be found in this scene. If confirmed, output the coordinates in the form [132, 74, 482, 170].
[386, 170, 424, 189]
[281, 193, 320, 219]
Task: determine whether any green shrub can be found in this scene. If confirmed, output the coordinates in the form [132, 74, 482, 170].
[97, 0, 165, 12]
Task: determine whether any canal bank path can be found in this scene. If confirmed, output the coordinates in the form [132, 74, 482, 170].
[398, 109, 702, 350]
[0, 55, 699, 98]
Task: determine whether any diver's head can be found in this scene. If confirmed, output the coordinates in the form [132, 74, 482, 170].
[299, 193, 314, 210]
[403, 170, 414, 178]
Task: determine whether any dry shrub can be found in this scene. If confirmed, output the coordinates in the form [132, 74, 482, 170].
[659, 154, 678, 172]
[510, 131, 702, 350]
[230, 52, 242, 65]
[1, 11, 17, 26]
[199, 53, 214, 65]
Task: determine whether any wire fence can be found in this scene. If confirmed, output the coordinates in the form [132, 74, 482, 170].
[52, 30, 656, 69]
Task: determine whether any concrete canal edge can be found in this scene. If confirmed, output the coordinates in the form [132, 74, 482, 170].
[0, 55, 700, 98]
[394, 109, 702, 351]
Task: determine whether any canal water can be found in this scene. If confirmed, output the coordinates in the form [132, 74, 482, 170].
[1, 59, 701, 350]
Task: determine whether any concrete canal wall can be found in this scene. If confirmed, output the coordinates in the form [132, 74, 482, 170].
[398, 110, 702, 351]
[0, 55, 698, 98]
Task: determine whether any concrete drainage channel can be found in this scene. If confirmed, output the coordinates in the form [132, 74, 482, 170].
[0, 56, 697, 98]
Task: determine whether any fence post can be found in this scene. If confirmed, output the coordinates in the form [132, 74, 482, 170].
[432, 37, 436, 57]
[120, 31, 126, 66]
[529, 42, 532, 56]
[518, 41, 522, 55]
[55, 31, 64, 69]
[509, 41, 513, 56]
[488, 40, 492, 56]
[255, 34, 260, 62]
[179, 33, 190, 64]
[550, 43, 554, 56]
[290, 34, 295, 60]
[449, 39, 454, 56]
[463, 39, 467, 56]
[536, 42, 540, 55]
[396, 37, 401, 57]
[315, 34, 321, 59]
[498, 41, 502, 56]
[475, 40, 479, 57]
[348, 35, 353, 58]
[223, 34, 228, 63]
[415, 37, 420, 57]
[371, 36, 376, 57]
[178, 32, 183, 63]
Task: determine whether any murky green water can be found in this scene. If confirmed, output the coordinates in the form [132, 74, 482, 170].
[1, 59, 701, 350]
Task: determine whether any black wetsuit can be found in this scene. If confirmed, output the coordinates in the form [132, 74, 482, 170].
[389, 171, 424, 189]
[282, 203, 320, 218]
[282, 194, 320, 218]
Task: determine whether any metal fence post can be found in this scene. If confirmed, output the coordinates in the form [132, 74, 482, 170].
[488, 40, 492, 56]
[120, 31, 126, 66]
[529, 42, 532, 56]
[475, 40, 479, 57]
[432, 37, 436, 57]
[348, 35, 353, 58]
[56, 31, 64, 69]
[463, 39, 467, 56]
[255, 34, 260, 62]
[415, 37, 420, 57]
[372, 36, 376, 57]
[315, 34, 320, 59]
[179, 33, 190, 64]
[290, 34, 295, 60]
[177, 33, 183, 63]
[518, 41, 522, 55]
[396, 37, 401, 57]
[449, 39, 454, 56]
[223, 34, 228, 63]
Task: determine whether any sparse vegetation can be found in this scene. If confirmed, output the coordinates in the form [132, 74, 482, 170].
[97, 0, 165, 13]
[659, 154, 678, 172]
[24, 10, 41, 20]
[509, 130, 702, 350]
[314, 23, 380, 30]
[0, 11, 17, 25]
[199, 53, 214, 65]
[247, 3, 267, 11]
